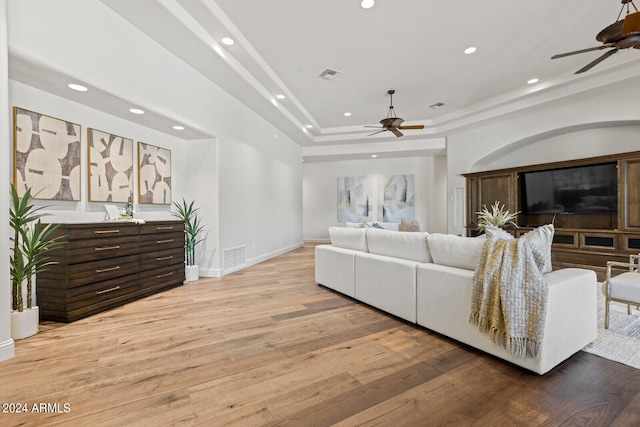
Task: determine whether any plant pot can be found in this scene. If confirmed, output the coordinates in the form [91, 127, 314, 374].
[185, 265, 199, 282]
[11, 306, 39, 340]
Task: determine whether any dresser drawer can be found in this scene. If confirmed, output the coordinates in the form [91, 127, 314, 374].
[140, 221, 184, 235]
[139, 231, 185, 252]
[65, 276, 140, 311]
[140, 246, 185, 270]
[65, 222, 139, 240]
[139, 264, 185, 289]
[66, 254, 140, 288]
[64, 236, 140, 264]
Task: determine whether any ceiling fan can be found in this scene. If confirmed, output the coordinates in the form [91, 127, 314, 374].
[366, 89, 424, 137]
[552, 0, 640, 74]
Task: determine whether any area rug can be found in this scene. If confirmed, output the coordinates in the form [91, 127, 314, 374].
[582, 288, 640, 369]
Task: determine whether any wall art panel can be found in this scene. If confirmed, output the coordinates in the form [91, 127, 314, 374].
[337, 176, 373, 222]
[378, 174, 415, 222]
[88, 128, 133, 202]
[138, 142, 172, 205]
[13, 107, 81, 200]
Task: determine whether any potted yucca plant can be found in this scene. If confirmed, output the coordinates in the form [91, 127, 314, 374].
[172, 198, 206, 282]
[10, 184, 62, 339]
[476, 201, 519, 233]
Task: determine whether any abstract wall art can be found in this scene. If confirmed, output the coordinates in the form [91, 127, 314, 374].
[13, 107, 81, 200]
[138, 142, 172, 204]
[378, 174, 415, 222]
[88, 128, 133, 202]
[337, 176, 374, 222]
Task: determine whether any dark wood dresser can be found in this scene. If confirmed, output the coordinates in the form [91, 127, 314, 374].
[37, 220, 186, 322]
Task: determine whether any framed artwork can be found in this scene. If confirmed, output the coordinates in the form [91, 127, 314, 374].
[337, 176, 373, 222]
[13, 107, 81, 200]
[378, 174, 415, 222]
[88, 128, 133, 202]
[138, 142, 172, 204]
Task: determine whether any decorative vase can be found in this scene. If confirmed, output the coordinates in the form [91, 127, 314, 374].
[11, 306, 39, 340]
[185, 265, 199, 282]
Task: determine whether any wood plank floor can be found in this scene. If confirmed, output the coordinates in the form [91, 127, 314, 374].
[2, 243, 640, 426]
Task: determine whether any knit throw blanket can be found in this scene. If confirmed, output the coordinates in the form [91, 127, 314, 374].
[469, 236, 548, 358]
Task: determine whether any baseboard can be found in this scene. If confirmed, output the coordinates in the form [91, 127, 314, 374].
[304, 238, 330, 243]
[0, 338, 15, 363]
[202, 242, 305, 277]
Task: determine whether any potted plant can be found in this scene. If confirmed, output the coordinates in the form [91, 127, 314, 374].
[172, 198, 206, 282]
[476, 201, 519, 233]
[10, 184, 61, 339]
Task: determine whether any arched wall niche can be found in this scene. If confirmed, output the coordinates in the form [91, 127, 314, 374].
[469, 120, 640, 173]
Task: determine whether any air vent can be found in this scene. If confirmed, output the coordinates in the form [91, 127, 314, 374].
[319, 68, 342, 80]
[223, 245, 246, 271]
[430, 102, 445, 109]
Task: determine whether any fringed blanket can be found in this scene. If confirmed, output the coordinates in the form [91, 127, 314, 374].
[469, 236, 548, 358]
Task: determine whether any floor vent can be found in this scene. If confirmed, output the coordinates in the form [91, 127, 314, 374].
[223, 246, 246, 270]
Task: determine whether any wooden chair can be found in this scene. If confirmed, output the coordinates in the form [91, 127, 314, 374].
[604, 254, 640, 329]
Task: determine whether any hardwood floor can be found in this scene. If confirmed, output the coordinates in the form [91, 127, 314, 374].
[2, 243, 640, 426]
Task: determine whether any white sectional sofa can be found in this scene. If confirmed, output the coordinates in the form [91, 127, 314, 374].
[315, 226, 598, 375]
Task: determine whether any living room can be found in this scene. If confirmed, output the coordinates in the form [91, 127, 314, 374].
[2, 0, 640, 424]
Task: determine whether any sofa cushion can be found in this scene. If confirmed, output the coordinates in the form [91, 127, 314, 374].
[366, 228, 431, 263]
[486, 224, 554, 273]
[427, 233, 485, 270]
[329, 226, 368, 252]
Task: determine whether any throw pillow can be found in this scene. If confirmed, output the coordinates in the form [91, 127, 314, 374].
[372, 222, 385, 229]
[399, 218, 420, 232]
[485, 224, 554, 273]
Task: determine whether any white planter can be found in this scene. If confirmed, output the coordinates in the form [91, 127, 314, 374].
[185, 265, 199, 282]
[11, 306, 39, 340]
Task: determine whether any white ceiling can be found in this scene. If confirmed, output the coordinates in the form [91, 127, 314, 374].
[9, 0, 640, 151]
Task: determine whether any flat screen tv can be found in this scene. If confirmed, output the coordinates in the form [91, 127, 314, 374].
[520, 162, 618, 214]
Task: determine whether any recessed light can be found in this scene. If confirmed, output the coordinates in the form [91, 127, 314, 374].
[129, 108, 144, 115]
[527, 78, 539, 85]
[276, 94, 285, 100]
[173, 125, 185, 130]
[344, 112, 351, 117]
[221, 37, 234, 46]
[306, 124, 313, 129]
[464, 46, 477, 55]
[68, 83, 88, 92]
[361, 0, 374, 9]
[371, 154, 378, 158]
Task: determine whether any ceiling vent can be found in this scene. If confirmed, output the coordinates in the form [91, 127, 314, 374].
[430, 102, 445, 110]
[319, 68, 341, 80]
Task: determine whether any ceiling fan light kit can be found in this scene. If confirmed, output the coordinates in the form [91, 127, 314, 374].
[552, 0, 640, 74]
[365, 89, 425, 138]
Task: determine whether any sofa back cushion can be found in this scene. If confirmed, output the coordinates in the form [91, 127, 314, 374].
[366, 228, 431, 263]
[427, 233, 485, 270]
[329, 226, 368, 252]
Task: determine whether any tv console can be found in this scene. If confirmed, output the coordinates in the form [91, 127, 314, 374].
[464, 150, 640, 270]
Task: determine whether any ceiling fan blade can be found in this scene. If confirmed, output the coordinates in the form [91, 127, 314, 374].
[575, 48, 618, 74]
[368, 129, 387, 136]
[622, 11, 640, 35]
[391, 129, 403, 138]
[551, 45, 609, 59]
[398, 125, 425, 130]
[364, 125, 383, 128]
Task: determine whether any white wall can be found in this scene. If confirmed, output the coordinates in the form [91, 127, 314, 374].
[446, 77, 640, 236]
[7, 0, 303, 279]
[303, 155, 447, 241]
[0, 0, 15, 363]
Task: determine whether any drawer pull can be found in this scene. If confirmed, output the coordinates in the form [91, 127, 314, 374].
[157, 239, 174, 244]
[95, 229, 120, 234]
[96, 266, 121, 273]
[156, 272, 174, 278]
[95, 246, 121, 251]
[157, 226, 174, 230]
[156, 256, 174, 261]
[96, 286, 121, 295]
